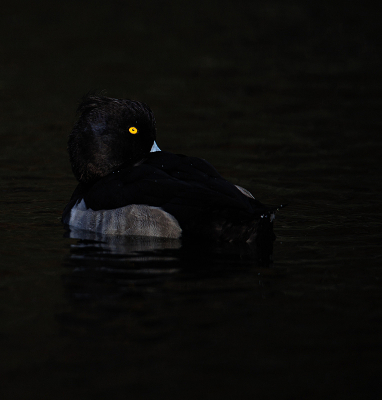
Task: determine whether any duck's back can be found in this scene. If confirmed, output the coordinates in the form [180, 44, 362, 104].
[63, 152, 274, 242]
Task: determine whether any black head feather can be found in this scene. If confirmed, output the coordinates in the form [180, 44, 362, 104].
[68, 94, 156, 184]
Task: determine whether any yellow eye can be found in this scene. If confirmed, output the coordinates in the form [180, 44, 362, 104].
[129, 126, 138, 134]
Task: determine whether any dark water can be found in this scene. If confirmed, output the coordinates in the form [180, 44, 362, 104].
[1, 1, 382, 399]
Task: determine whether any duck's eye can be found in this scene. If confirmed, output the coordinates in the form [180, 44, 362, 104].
[129, 127, 138, 134]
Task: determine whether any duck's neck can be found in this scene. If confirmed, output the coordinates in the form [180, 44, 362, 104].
[150, 141, 161, 152]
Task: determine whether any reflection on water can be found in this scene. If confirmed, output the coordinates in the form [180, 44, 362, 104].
[56, 229, 280, 400]
[66, 227, 183, 261]
[65, 227, 274, 264]
[63, 227, 275, 302]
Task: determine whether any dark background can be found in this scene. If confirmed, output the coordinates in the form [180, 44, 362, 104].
[1, 1, 382, 399]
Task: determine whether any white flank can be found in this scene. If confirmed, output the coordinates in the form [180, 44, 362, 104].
[69, 199, 182, 238]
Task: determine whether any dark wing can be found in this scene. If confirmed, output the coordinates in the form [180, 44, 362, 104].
[63, 151, 273, 240]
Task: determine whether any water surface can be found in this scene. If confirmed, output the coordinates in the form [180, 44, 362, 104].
[1, 1, 382, 399]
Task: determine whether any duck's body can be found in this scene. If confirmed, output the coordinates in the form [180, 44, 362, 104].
[63, 94, 277, 242]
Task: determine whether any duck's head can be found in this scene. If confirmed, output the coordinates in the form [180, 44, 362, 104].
[68, 94, 157, 184]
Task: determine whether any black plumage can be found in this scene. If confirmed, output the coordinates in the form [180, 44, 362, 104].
[63, 94, 277, 242]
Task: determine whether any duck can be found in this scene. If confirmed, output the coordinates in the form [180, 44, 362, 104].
[62, 94, 279, 242]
